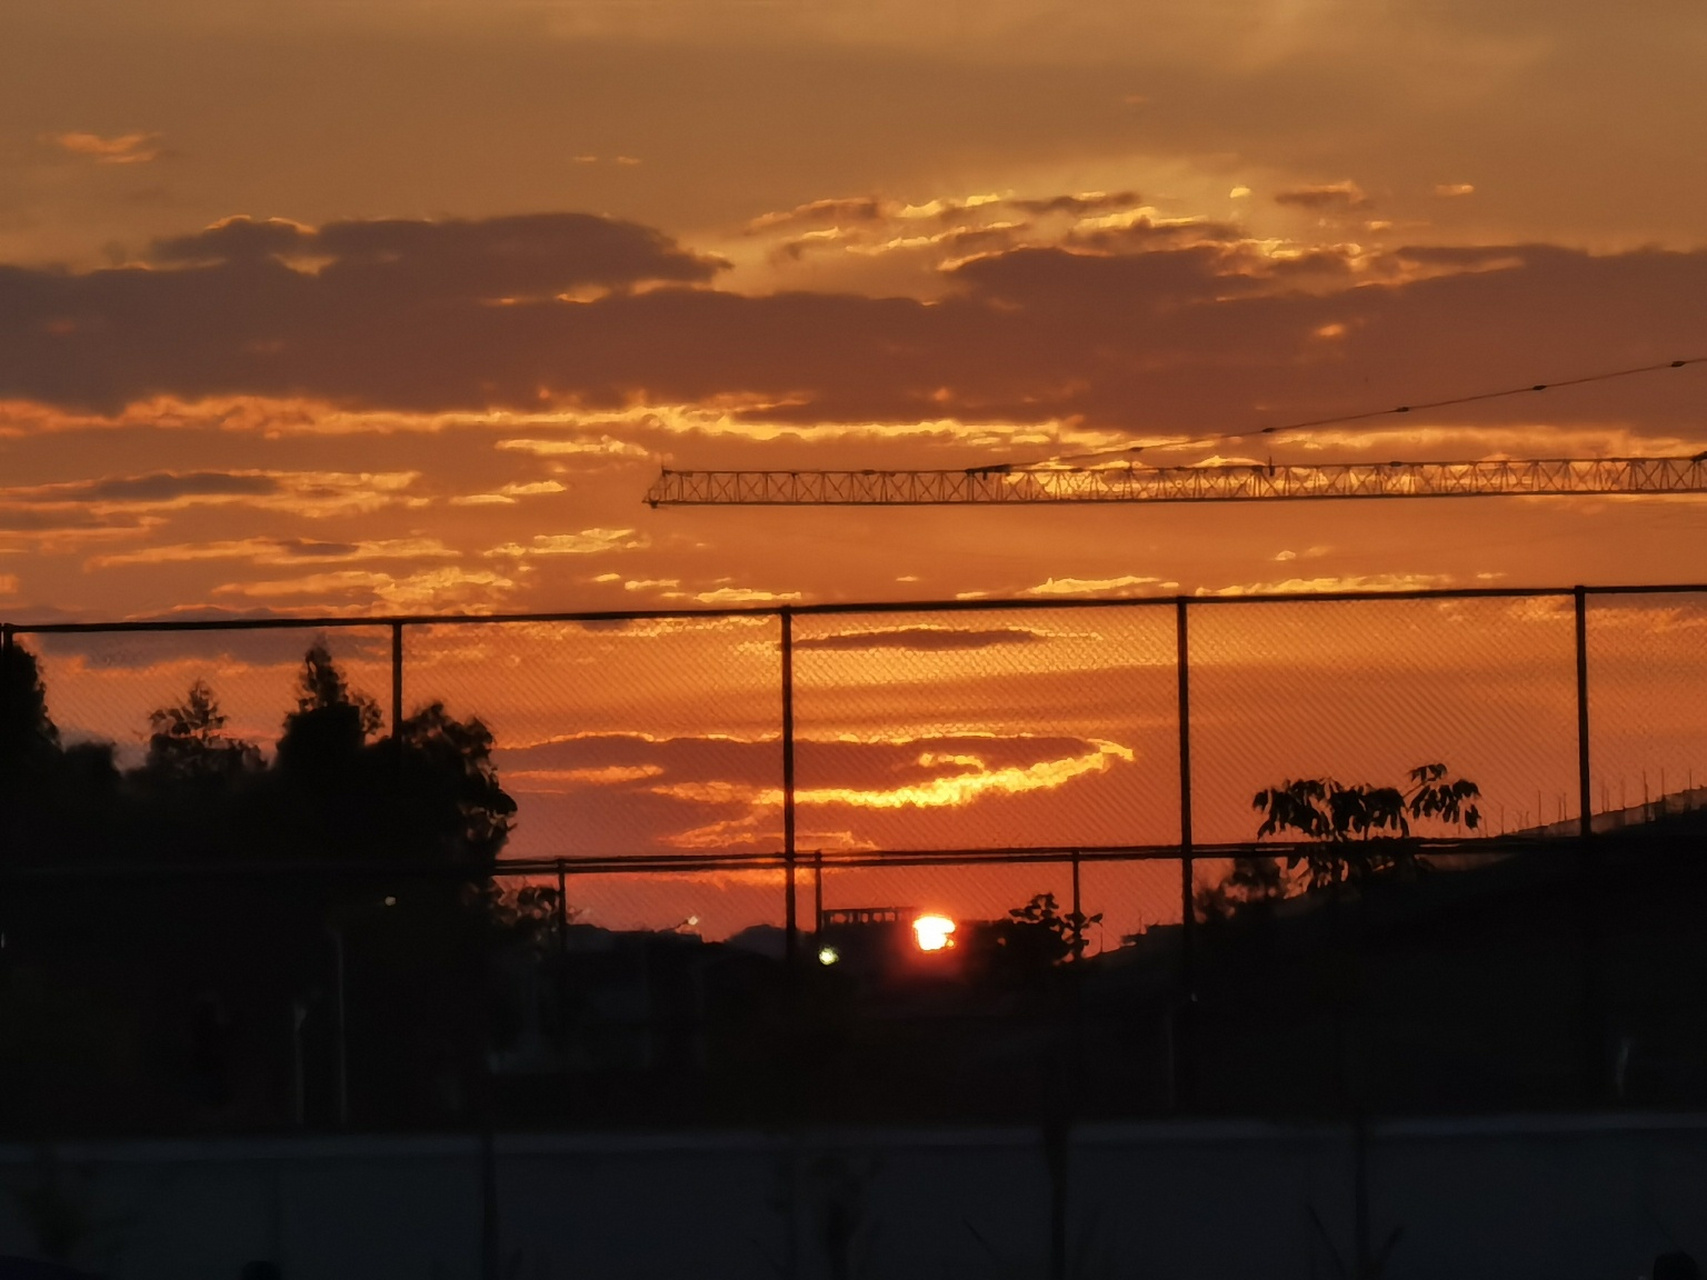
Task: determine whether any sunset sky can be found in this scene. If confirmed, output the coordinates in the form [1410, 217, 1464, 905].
[4, 0, 1706, 937]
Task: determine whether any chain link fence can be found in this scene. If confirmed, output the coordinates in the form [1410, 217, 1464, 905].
[3, 584, 1705, 1134]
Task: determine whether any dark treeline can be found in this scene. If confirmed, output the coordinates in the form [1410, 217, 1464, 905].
[1, 640, 514, 869]
[0, 639, 531, 1135]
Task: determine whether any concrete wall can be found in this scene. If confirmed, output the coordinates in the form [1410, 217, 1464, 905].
[1, 1115, 1704, 1279]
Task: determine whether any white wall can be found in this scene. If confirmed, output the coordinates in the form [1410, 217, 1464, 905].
[2, 1115, 1703, 1279]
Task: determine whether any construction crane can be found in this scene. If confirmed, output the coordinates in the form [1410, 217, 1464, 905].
[645, 455, 1707, 507]
[645, 360, 1707, 506]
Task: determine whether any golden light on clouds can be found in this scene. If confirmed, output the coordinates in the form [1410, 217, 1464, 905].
[1018, 575, 1177, 599]
[212, 567, 520, 611]
[485, 530, 646, 558]
[46, 131, 164, 164]
[507, 764, 667, 791]
[670, 587, 803, 606]
[648, 738, 1135, 814]
[450, 480, 568, 506]
[1199, 572, 1454, 597]
[796, 740, 1135, 810]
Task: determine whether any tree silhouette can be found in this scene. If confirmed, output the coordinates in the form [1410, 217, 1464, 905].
[248, 643, 514, 868]
[142, 678, 261, 785]
[1194, 854, 1287, 924]
[1, 641, 63, 857]
[261, 645, 516, 1125]
[394, 701, 515, 866]
[2, 642, 127, 867]
[270, 643, 390, 867]
[985, 892, 1103, 971]
[1, 640, 59, 761]
[0, 639, 526, 1131]
[1252, 762, 1481, 890]
[276, 642, 383, 779]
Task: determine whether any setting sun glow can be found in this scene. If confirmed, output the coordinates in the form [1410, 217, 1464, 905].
[912, 914, 957, 951]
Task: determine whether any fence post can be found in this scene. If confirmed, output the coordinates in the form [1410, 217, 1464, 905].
[1574, 587, 1593, 838]
[556, 858, 570, 1075]
[390, 622, 405, 854]
[778, 608, 804, 1162]
[390, 622, 405, 739]
[1174, 598, 1196, 1111]
[1573, 586, 1606, 1103]
[780, 608, 798, 967]
[1, 625, 11, 868]
[1070, 849, 1082, 950]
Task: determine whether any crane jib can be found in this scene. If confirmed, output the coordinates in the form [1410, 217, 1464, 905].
[644, 458, 1707, 506]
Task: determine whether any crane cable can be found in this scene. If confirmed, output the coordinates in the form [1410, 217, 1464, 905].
[985, 356, 1707, 473]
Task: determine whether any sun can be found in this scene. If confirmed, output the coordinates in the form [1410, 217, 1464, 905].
[911, 914, 956, 951]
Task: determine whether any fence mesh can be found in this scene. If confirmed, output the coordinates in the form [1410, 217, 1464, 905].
[31, 627, 396, 770]
[792, 605, 1179, 938]
[1586, 592, 1707, 824]
[5, 585, 1706, 1133]
[1188, 596, 1579, 843]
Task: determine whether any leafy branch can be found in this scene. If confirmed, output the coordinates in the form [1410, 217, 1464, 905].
[1252, 763, 1481, 891]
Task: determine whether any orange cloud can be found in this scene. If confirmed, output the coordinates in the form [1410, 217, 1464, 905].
[745, 197, 891, 234]
[650, 737, 1135, 811]
[506, 763, 666, 792]
[3, 208, 1706, 450]
[494, 728, 1152, 857]
[46, 131, 164, 164]
[496, 436, 651, 457]
[211, 567, 519, 612]
[485, 529, 645, 557]
[1274, 180, 1371, 210]
[449, 479, 567, 506]
[1198, 572, 1454, 597]
[663, 586, 802, 605]
[86, 537, 458, 570]
[746, 189, 1188, 275]
[148, 212, 720, 295]
[1021, 575, 1175, 598]
[1, 469, 419, 518]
